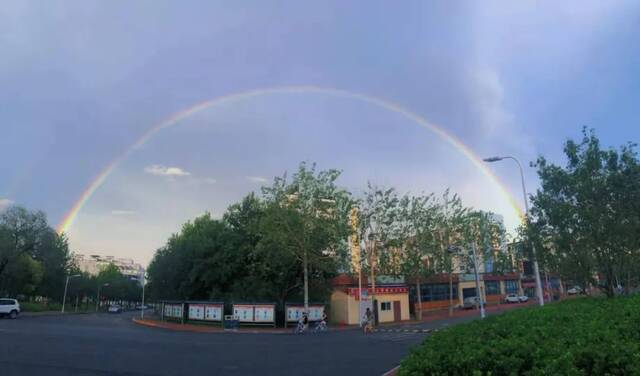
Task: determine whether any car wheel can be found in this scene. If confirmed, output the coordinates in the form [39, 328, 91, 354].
[9, 310, 18, 319]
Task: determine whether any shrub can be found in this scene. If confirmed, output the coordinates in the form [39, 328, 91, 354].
[400, 296, 640, 375]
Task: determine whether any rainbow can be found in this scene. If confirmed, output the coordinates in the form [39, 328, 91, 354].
[56, 85, 524, 234]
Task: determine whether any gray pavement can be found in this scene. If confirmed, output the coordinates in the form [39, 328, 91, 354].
[0, 311, 448, 376]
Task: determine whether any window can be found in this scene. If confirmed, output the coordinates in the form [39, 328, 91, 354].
[0, 299, 11, 305]
[416, 283, 458, 302]
[381, 302, 391, 311]
[485, 281, 500, 295]
[484, 255, 494, 273]
[505, 280, 519, 294]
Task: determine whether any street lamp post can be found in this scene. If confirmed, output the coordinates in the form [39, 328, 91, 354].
[61, 274, 81, 313]
[141, 274, 146, 320]
[96, 283, 109, 312]
[483, 156, 545, 307]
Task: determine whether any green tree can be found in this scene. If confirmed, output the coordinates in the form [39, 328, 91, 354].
[529, 129, 640, 296]
[261, 162, 352, 312]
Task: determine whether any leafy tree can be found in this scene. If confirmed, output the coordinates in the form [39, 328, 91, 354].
[529, 129, 640, 296]
[261, 162, 352, 312]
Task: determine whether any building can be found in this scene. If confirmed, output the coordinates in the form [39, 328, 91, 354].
[330, 274, 410, 325]
[73, 254, 145, 283]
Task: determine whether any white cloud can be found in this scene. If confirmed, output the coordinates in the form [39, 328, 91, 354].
[144, 165, 191, 177]
[0, 198, 13, 210]
[246, 176, 268, 183]
[111, 210, 136, 216]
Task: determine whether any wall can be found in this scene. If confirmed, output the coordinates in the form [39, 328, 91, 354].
[376, 293, 410, 323]
[329, 290, 349, 325]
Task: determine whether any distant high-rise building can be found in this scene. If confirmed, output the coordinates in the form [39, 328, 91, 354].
[73, 254, 145, 283]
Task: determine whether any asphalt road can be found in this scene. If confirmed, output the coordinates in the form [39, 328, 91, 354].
[0, 311, 447, 376]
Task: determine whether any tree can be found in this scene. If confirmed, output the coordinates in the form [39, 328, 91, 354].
[261, 162, 352, 312]
[530, 128, 640, 296]
[397, 193, 439, 320]
[357, 184, 402, 315]
[432, 190, 469, 316]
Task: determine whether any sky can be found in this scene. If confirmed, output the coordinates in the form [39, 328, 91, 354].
[1, 1, 639, 266]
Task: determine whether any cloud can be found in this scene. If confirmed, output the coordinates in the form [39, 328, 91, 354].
[204, 177, 217, 184]
[0, 198, 13, 210]
[144, 165, 191, 177]
[246, 176, 269, 183]
[111, 210, 136, 216]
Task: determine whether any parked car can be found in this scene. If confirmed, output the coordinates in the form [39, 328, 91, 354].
[567, 286, 582, 295]
[0, 298, 20, 319]
[135, 304, 149, 310]
[504, 294, 520, 303]
[462, 296, 481, 309]
[504, 294, 528, 303]
[108, 304, 123, 313]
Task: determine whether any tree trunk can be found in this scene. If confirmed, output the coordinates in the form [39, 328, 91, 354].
[416, 276, 422, 321]
[303, 249, 309, 313]
[449, 271, 454, 317]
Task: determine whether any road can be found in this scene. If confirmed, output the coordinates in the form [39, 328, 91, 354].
[0, 311, 456, 376]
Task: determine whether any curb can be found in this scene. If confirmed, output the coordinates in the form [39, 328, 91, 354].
[132, 318, 290, 334]
[382, 365, 400, 376]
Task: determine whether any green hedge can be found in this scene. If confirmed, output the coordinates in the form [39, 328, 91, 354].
[20, 301, 62, 312]
[400, 296, 640, 375]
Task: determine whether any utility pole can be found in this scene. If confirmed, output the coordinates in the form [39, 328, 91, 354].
[483, 156, 545, 307]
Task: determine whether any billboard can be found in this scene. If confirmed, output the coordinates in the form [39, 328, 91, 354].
[286, 305, 325, 322]
[253, 305, 275, 323]
[204, 305, 222, 321]
[233, 305, 254, 322]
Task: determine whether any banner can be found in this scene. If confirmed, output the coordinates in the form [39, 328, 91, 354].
[286, 305, 325, 322]
[188, 304, 205, 320]
[253, 305, 275, 323]
[204, 305, 222, 321]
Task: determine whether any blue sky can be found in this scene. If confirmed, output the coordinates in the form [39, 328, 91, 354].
[1, 1, 639, 265]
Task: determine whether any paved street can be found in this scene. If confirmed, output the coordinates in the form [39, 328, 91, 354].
[0, 311, 438, 376]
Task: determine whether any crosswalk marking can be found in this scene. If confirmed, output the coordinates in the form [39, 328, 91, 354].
[372, 328, 433, 333]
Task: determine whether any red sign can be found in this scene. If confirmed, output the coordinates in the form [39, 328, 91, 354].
[348, 287, 408, 300]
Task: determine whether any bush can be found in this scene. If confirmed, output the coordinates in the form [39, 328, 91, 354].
[20, 301, 62, 312]
[400, 296, 640, 375]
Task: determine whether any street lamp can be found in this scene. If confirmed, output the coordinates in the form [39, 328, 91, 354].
[483, 155, 545, 307]
[61, 274, 81, 313]
[96, 283, 109, 312]
[140, 273, 146, 320]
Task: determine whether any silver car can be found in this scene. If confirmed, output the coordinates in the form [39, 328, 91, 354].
[462, 296, 481, 309]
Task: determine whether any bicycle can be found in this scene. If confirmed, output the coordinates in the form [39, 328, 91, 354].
[293, 321, 308, 334]
[313, 320, 328, 333]
[362, 319, 373, 335]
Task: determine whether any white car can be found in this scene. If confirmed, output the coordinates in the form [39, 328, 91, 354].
[567, 286, 582, 295]
[0, 298, 20, 319]
[108, 304, 123, 313]
[504, 294, 528, 303]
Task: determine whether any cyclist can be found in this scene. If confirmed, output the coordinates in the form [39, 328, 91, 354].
[314, 311, 328, 332]
[363, 307, 374, 334]
[295, 312, 309, 334]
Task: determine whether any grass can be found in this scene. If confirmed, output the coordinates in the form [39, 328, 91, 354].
[399, 295, 640, 375]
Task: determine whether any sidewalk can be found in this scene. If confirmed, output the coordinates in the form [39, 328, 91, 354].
[417, 300, 536, 323]
[132, 302, 536, 334]
[132, 318, 359, 334]
[20, 310, 94, 318]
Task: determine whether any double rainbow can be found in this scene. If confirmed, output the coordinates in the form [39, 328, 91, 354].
[56, 86, 523, 234]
